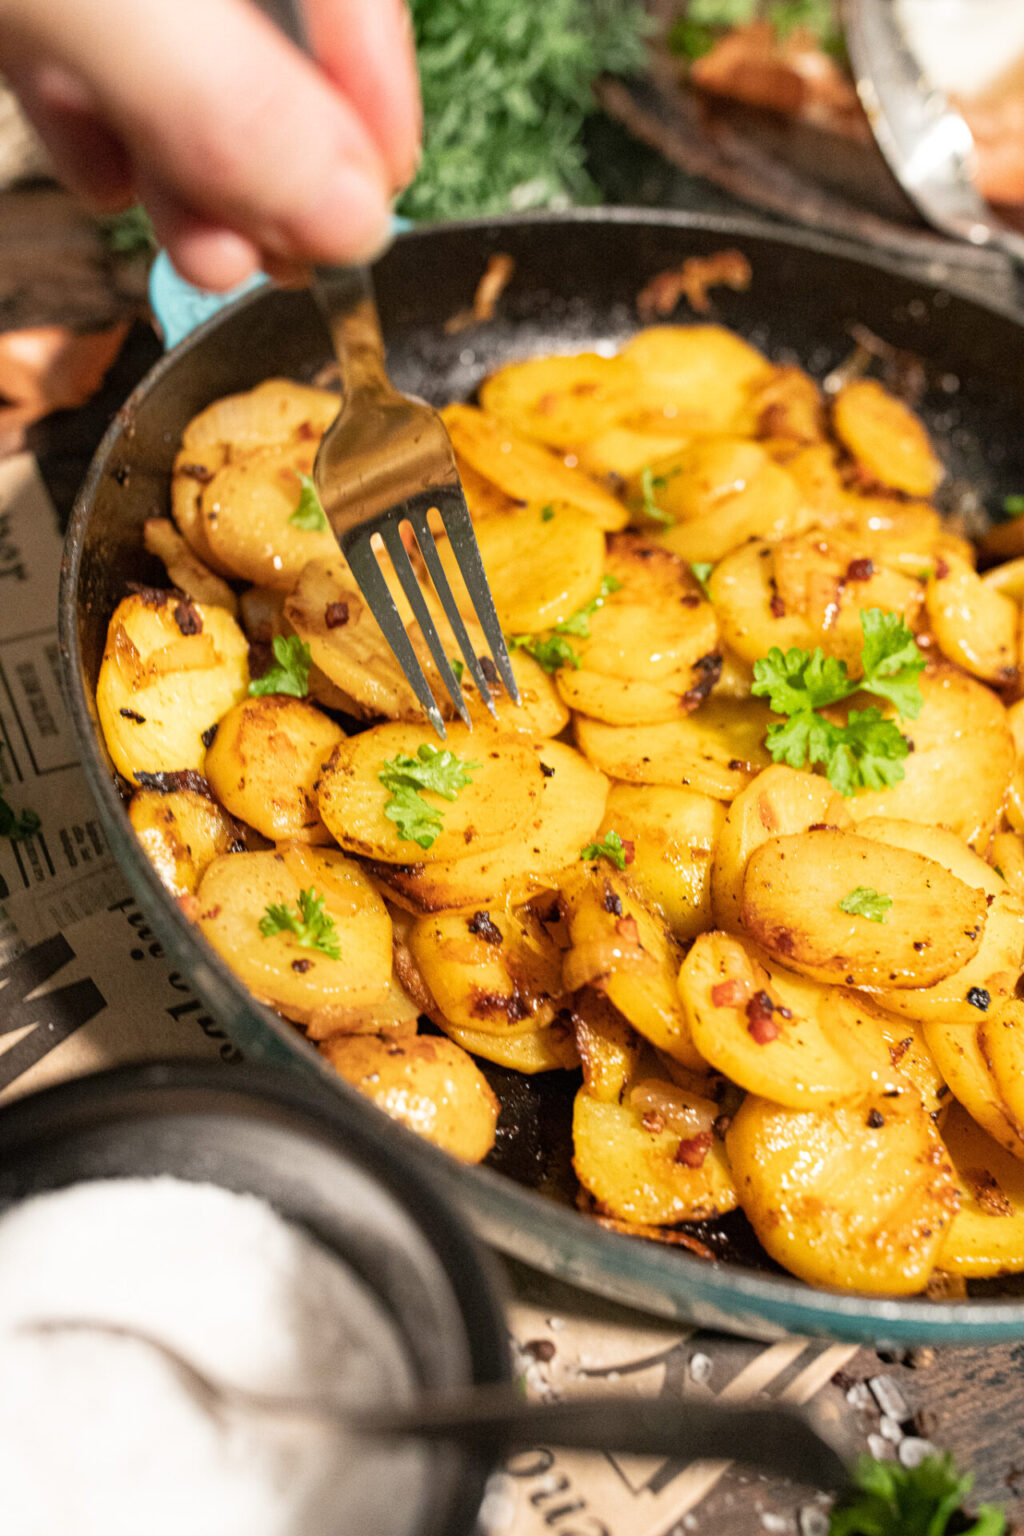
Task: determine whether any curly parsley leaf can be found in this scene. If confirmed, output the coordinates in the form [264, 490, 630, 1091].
[378, 743, 480, 849]
[554, 574, 622, 638]
[259, 888, 341, 959]
[289, 474, 329, 532]
[579, 829, 633, 870]
[639, 465, 675, 527]
[449, 657, 465, 684]
[249, 635, 312, 698]
[507, 633, 581, 673]
[0, 794, 40, 841]
[752, 609, 924, 796]
[690, 561, 714, 599]
[540, 503, 556, 523]
[828, 1452, 1005, 1536]
[838, 886, 892, 924]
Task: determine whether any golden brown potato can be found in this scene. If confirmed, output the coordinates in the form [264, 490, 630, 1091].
[408, 904, 564, 1033]
[832, 378, 943, 497]
[479, 350, 640, 449]
[572, 988, 645, 1103]
[982, 555, 1024, 604]
[620, 325, 771, 432]
[575, 424, 693, 484]
[129, 780, 244, 897]
[647, 440, 813, 563]
[925, 551, 1018, 686]
[143, 518, 238, 615]
[575, 697, 774, 801]
[727, 1092, 959, 1293]
[937, 1102, 1024, 1277]
[979, 1001, 1024, 1142]
[320, 1033, 498, 1163]
[96, 590, 249, 782]
[301, 976, 421, 1043]
[750, 365, 825, 445]
[741, 829, 987, 989]
[195, 846, 392, 1024]
[202, 440, 338, 590]
[408, 627, 570, 738]
[992, 831, 1024, 900]
[316, 721, 543, 864]
[204, 695, 344, 844]
[923, 1015, 1024, 1162]
[873, 890, 1024, 1027]
[598, 783, 725, 941]
[441, 1015, 579, 1074]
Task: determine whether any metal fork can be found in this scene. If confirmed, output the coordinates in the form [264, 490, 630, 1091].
[261, 0, 519, 739]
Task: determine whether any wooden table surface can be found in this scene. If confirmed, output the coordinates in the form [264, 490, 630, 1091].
[7, 178, 1024, 1536]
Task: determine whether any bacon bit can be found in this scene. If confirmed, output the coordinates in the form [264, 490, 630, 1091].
[935, 557, 951, 580]
[681, 594, 701, 609]
[603, 886, 624, 917]
[199, 904, 222, 922]
[769, 592, 786, 618]
[291, 958, 313, 974]
[642, 1109, 666, 1135]
[844, 557, 875, 582]
[173, 600, 203, 636]
[615, 914, 640, 944]
[324, 600, 350, 629]
[746, 989, 781, 1042]
[620, 838, 636, 867]
[119, 707, 145, 723]
[807, 822, 839, 832]
[637, 251, 752, 320]
[468, 910, 503, 946]
[676, 1130, 713, 1168]
[444, 253, 516, 334]
[711, 978, 747, 1008]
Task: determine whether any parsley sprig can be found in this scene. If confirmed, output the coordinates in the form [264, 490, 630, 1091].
[249, 635, 312, 698]
[639, 465, 675, 527]
[0, 794, 40, 841]
[690, 561, 714, 599]
[378, 743, 480, 849]
[259, 888, 341, 959]
[829, 1452, 1005, 1536]
[580, 829, 632, 870]
[751, 609, 925, 797]
[838, 886, 892, 924]
[289, 475, 329, 532]
[507, 575, 622, 672]
[553, 574, 622, 637]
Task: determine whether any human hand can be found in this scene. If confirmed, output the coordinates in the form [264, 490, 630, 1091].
[0, 0, 420, 290]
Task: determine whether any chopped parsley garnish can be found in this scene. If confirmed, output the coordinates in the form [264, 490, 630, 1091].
[690, 561, 714, 599]
[828, 1451, 1005, 1536]
[259, 887, 341, 958]
[540, 504, 556, 522]
[639, 465, 675, 526]
[579, 829, 632, 870]
[249, 635, 312, 698]
[751, 609, 925, 797]
[508, 633, 582, 673]
[838, 886, 892, 924]
[0, 794, 40, 841]
[378, 743, 480, 849]
[554, 574, 622, 637]
[449, 657, 464, 684]
[289, 474, 329, 532]
[1003, 495, 1024, 517]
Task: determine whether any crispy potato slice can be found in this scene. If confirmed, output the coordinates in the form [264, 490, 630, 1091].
[712, 765, 851, 933]
[366, 740, 608, 913]
[679, 932, 895, 1109]
[992, 832, 1024, 901]
[599, 783, 725, 941]
[923, 1015, 1024, 1161]
[129, 782, 244, 897]
[441, 403, 628, 530]
[750, 365, 825, 444]
[741, 829, 987, 988]
[575, 698, 773, 800]
[238, 585, 286, 646]
[455, 456, 525, 520]
[838, 498, 953, 579]
[979, 1000, 1024, 1139]
[620, 325, 771, 431]
[571, 535, 718, 682]
[408, 904, 564, 1033]
[982, 555, 1024, 604]
[441, 1015, 579, 1074]
[873, 890, 1024, 1026]
[843, 666, 1014, 850]
[319, 1033, 498, 1164]
[572, 988, 645, 1102]
[202, 440, 337, 589]
[832, 378, 943, 497]
[143, 518, 238, 615]
[650, 442, 813, 564]
[855, 815, 1002, 897]
[576, 424, 693, 483]
[436, 501, 605, 634]
[573, 1085, 737, 1226]
[180, 378, 340, 455]
[479, 350, 640, 448]
[926, 551, 1018, 686]
[1005, 699, 1024, 836]
[204, 695, 343, 844]
[171, 446, 231, 573]
[196, 846, 391, 1024]
[727, 1092, 958, 1293]
[301, 975, 421, 1042]
[865, 1007, 944, 1114]
[408, 623, 569, 737]
[937, 1102, 1024, 1276]
[316, 721, 542, 864]
[96, 591, 249, 781]
[556, 669, 712, 726]
[560, 866, 704, 1069]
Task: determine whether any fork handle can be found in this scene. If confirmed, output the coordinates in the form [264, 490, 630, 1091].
[311, 265, 391, 402]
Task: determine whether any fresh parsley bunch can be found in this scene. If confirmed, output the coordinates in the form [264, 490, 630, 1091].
[751, 609, 925, 797]
[378, 744, 480, 849]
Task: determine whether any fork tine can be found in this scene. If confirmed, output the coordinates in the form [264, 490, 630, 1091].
[435, 491, 521, 703]
[342, 536, 447, 739]
[405, 509, 497, 718]
[376, 524, 472, 728]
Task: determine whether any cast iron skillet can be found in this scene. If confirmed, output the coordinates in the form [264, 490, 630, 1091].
[61, 209, 1024, 1346]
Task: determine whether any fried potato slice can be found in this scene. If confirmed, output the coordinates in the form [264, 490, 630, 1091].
[923, 1014, 1024, 1162]
[992, 831, 1024, 901]
[620, 325, 771, 431]
[726, 1092, 959, 1293]
[560, 866, 704, 1069]
[649, 441, 813, 564]
[598, 783, 724, 942]
[195, 846, 391, 1024]
[441, 403, 628, 530]
[143, 517, 238, 615]
[979, 1000, 1024, 1139]
[712, 765, 851, 933]
[204, 695, 343, 844]
[679, 932, 895, 1109]
[319, 1033, 498, 1164]
[441, 1015, 579, 1074]
[129, 781, 244, 897]
[741, 829, 987, 988]
[937, 1102, 1024, 1276]
[408, 623, 569, 737]
[855, 815, 1003, 897]
[750, 365, 825, 444]
[573, 1084, 737, 1226]
[365, 740, 608, 913]
[202, 440, 338, 589]
[572, 988, 645, 1103]
[408, 904, 564, 1033]
[832, 378, 943, 497]
[925, 551, 1019, 687]
[316, 721, 542, 864]
[982, 555, 1024, 603]
[575, 424, 693, 484]
[575, 697, 773, 800]
[180, 378, 340, 455]
[572, 535, 718, 682]
[479, 350, 640, 449]
[96, 590, 249, 781]
[873, 890, 1024, 1026]
[843, 666, 1014, 850]
[301, 975, 421, 1043]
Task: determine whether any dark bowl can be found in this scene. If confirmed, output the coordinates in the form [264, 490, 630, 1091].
[60, 208, 1024, 1345]
[0, 1060, 509, 1536]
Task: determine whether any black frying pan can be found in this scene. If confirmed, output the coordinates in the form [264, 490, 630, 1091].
[61, 209, 1024, 1344]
